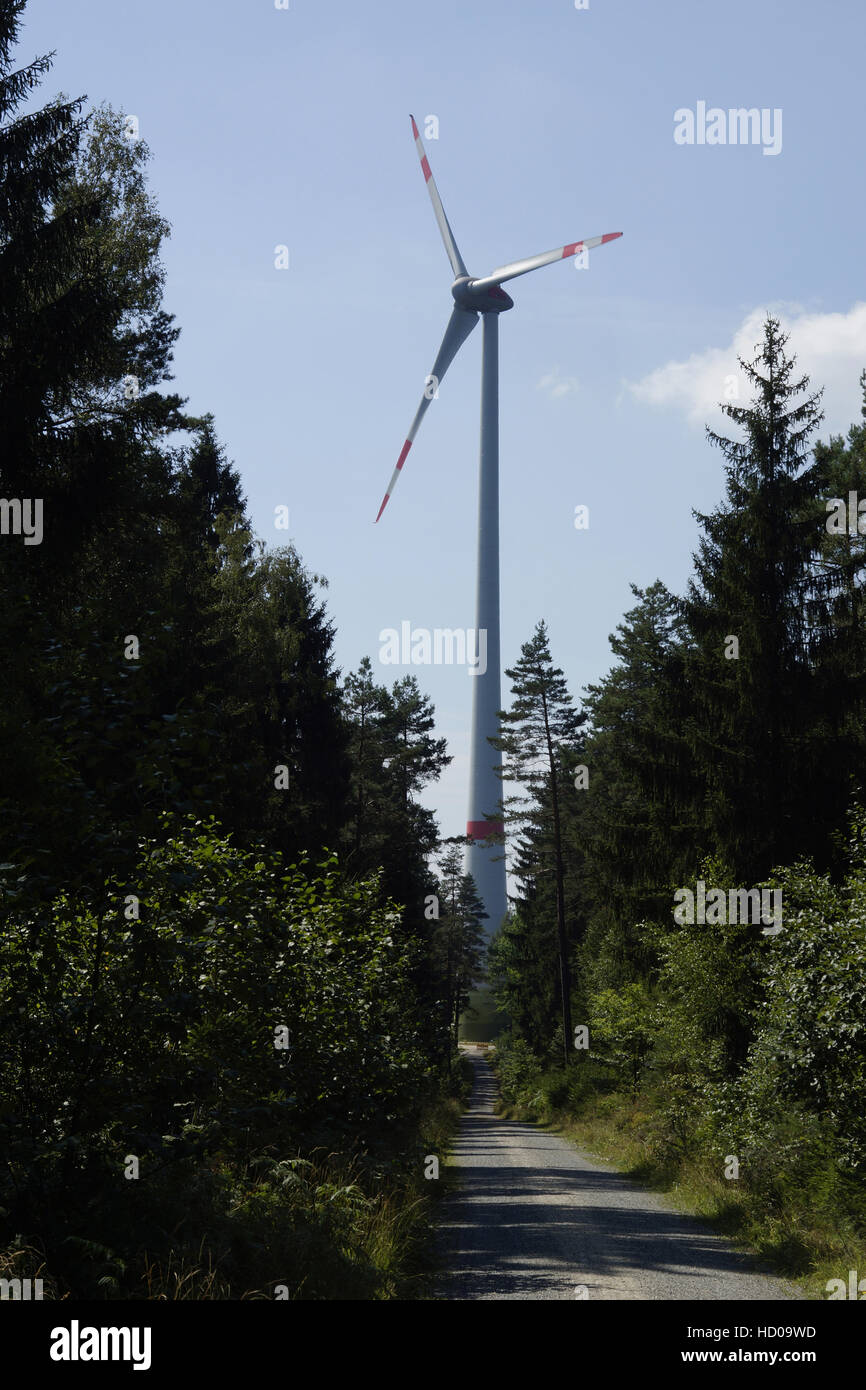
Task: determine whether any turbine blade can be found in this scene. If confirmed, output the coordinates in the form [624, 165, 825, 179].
[410, 114, 468, 279]
[470, 231, 622, 292]
[375, 306, 478, 522]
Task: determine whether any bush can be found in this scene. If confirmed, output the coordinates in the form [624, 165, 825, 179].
[587, 982, 658, 1101]
[491, 1037, 543, 1109]
[743, 838, 866, 1171]
[0, 814, 436, 1297]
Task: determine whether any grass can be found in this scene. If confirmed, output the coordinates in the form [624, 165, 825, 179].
[0, 1243, 65, 1299]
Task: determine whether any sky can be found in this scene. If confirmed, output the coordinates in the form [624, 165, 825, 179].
[18, 0, 866, 843]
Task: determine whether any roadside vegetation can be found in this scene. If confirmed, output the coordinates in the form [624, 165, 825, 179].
[488, 319, 866, 1302]
[0, 4, 480, 1300]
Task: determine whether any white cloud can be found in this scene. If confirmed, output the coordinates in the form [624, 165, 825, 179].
[537, 366, 580, 399]
[627, 302, 866, 434]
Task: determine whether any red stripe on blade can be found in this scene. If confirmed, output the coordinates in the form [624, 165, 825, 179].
[396, 439, 411, 469]
[562, 241, 584, 258]
[420, 155, 432, 182]
[410, 115, 420, 138]
[602, 232, 622, 244]
[375, 493, 390, 523]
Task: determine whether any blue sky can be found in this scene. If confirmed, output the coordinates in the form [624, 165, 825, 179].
[19, 0, 866, 840]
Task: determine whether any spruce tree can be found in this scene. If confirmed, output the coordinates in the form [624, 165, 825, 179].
[681, 316, 826, 878]
[810, 371, 866, 824]
[341, 657, 393, 873]
[433, 848, 487, 1052]
[570, 581, 699, 993]
[341, 663, 449, 911]
[493, 621, 585, 1067]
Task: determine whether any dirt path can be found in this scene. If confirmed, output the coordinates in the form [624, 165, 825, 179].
[436, 1051, 804, 1301]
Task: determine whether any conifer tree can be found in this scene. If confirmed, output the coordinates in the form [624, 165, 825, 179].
[341, 657, 392, 872]
[681, 316, 826, 878]
[810, 370, 866, 819]
[488, 892, 559, 1054]
[341, 662, 449, 902]
[571, 581, 699, 990]
[433, 848, 487, 1051]
[493, 621, 585, 1066]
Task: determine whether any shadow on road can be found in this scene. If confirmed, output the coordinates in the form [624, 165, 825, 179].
[437, 1054, 799, 1301]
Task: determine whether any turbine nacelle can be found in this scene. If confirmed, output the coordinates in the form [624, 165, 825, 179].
[452, 275, 514, 314]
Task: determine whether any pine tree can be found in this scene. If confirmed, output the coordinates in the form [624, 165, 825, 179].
[571, 581, 699, 993]
[0, 39, 183, 566]
[487, 896, 558, 1055]
[385, 675, 450, 815]
[341, 656, 393, 872]
[493, 621, 585, 1067]
[0, 1, 112, 499]
[433, 848, 487, 1052]
[341, 662, 449, 913]
[810, 370, 866, 822]
[0, 12, 197, 891]
[176, 414, 247, 551]
[681, 316, 827, 878]
[212, 539, 351, 862]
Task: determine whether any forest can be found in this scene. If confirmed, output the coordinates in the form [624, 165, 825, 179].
[0, 2, 483, 1300]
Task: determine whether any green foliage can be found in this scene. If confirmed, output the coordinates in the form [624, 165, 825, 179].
[0, 816, 439, 1296]
[0, 3, 458, 1300]
[493, 620, 585, 1064]
[491, 1036, 544, 1110]
[681, 317, 837, 880]
[494, 321, 866, 1271]
[431, 847, 487, 1056]
[487, 906, 558, 1053]
[739, 816, 866, 1170]
[588, 983, 658, 1101]
[341, 657, 449, 903]
[571, 580, 700, 996]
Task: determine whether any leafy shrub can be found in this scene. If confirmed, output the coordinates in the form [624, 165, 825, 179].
[587, 982, 659, 1100]
[0, 814, 435, 1296]
[742, 837, 866, 1171]
[491, 1037, 543, 1109]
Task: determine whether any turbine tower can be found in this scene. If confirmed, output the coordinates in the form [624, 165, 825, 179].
[376, 115, 621, 941]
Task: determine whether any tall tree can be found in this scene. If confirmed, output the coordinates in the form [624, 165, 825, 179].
[809, 369, 866, 817]
[341, 657, 392, 872]
[341, 662, 449, 914]
[0, 26, 195, 895]
[487, 902, 557, 1056]
[432, 847, 487, 1053]
[211, 536, 351, 863]
[681, 316, 827, 879]
[571, 581, 699, 994]
[493, 621, 585, 1067]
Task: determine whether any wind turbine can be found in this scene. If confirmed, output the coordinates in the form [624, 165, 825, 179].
[376, 115, 621, 940]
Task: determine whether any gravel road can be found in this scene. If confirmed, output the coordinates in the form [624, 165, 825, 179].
[436, 1051, 804, 1301]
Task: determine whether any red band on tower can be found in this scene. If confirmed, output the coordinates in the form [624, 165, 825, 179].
[467, 819, 504, 841]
